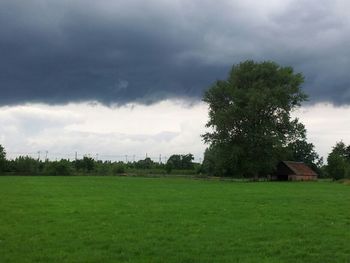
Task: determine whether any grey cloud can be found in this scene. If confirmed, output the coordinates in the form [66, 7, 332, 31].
[0, 0, 349, 105]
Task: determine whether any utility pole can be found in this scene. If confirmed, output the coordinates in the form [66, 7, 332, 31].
[159, 154, 162, 164]
[45, 151, 48, 161]
[146, 153, 148, 159]
[37, 151, 41, 160]
[75, 151, 78, 161]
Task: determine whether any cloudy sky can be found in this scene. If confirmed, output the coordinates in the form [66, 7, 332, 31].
[1, 0, 350, 161]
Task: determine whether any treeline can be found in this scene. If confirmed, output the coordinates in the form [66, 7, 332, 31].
[0, 143, 349, 180]
[0, 146, 201, 176]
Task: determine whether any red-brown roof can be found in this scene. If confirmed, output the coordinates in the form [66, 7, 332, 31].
[282, 161, 317, 176]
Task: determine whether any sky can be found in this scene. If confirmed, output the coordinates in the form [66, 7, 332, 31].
[1, 0, 350, 161]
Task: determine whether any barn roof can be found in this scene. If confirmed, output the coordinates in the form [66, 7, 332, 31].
[282, 161, 318, 176]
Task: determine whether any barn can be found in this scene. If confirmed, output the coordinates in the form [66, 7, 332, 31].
[273, 161, 318, 181]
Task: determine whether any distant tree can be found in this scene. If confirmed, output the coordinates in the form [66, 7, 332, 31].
[331, 141, 350, 161]
[181, 154, 194, 169]
[45, 160, 73, 176]
[167, 155, 182, 169]
[135, 157, 155, 169]
[12, 156, 41, 175]
[327, 141, 350, 180]
[203, 60, 308, 178]
[166, 154, 194, 170]
[327, 152, 348, 180]
[165, 161, 173, 174]
[112, 162, 126, 175]
[0, 144, 6, 173]
[94, 160, 111, 176]
[346, 145, 350, 161]
[75, 156, 95, 173]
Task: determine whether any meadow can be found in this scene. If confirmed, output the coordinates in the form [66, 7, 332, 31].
[0, 176, 349, 263]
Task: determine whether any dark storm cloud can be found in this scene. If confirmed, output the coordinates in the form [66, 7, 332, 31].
[0, 0, 349, 105]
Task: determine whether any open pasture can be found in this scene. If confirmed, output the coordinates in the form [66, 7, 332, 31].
[0, 176, 349, 262]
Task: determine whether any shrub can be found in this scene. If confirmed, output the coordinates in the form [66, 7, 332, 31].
[95, 161, 112, 176]
[112, 162, 126, 175]
[74, 157, 95, 173]
[165, 161, 173, 174]
[45, 160, 72, 176]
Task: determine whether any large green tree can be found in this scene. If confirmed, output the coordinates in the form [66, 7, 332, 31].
[202, 60, 309, 178]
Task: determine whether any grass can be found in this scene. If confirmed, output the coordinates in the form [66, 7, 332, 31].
[0, 176, 349, 263]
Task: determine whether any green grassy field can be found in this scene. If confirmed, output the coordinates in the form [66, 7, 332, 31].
[0, 176, 349, 263]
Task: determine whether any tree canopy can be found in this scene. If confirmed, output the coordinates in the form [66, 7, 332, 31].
[202, 60, 315, 177]
[166, 154, 194, 170]
[327, 141, 350, 180]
